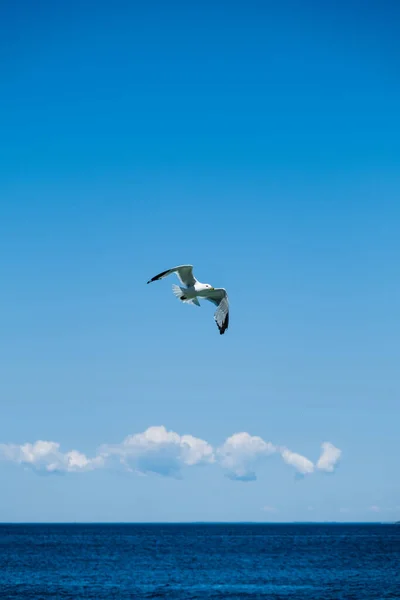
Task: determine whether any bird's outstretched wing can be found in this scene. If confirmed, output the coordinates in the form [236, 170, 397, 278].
[147, 265, 197, 287]
[205, 288, 229, 335]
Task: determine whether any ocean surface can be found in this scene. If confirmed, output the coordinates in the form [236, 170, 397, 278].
[0, 523, 399, 599]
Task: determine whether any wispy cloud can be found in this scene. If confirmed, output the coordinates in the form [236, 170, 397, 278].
[368, 505, 400, 514]
[262, 505, 277, 513]
[0, 426, 341, 482]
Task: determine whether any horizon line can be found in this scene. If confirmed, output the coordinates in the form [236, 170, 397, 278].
[0, 521, 398, 525]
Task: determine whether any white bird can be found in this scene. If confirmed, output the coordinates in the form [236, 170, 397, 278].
[147, 265, 229, 335]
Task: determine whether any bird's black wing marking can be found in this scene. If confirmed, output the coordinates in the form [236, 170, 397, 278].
[217, 309, 229, 335]
[146, 265, 195, 286]
[146, 268, 173, 284]
[205, 290, 229, 335]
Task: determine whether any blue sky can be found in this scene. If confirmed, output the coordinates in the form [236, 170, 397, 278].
[0, 0, 399, 522]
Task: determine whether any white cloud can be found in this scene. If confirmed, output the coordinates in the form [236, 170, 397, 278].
[0, 440, 102, 474]
[217, 432, 276, 481]
[0, 427, 341, 483]
[316, 442, 342, 473]
[369, 505, 381, 513]
[100, 426, 214, 477]
[216, 432, 316, 480]
[279, 448, 314, 475]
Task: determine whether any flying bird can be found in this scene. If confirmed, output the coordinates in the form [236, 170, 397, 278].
[147, 265, 229, 334]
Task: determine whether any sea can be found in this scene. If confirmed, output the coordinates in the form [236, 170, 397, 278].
[0, 523, 399, 599]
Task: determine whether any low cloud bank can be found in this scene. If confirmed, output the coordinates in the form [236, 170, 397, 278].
[0, 427, 341, 481]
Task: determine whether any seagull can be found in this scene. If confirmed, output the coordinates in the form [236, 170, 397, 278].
[147, 265, 229, 334]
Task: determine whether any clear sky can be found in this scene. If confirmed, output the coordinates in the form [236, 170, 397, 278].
[0, 0, 399, 522]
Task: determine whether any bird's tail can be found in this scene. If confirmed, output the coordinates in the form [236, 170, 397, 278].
[172, 284, 185, 300]
[172, 285, 200, 306]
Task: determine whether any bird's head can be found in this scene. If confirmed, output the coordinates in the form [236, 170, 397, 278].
[204, 283, 214, 291]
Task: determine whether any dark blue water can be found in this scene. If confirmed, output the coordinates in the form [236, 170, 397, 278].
[0, 524, 399, 599]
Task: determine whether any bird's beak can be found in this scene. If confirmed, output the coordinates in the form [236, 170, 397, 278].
[209, 287, 215, 291]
